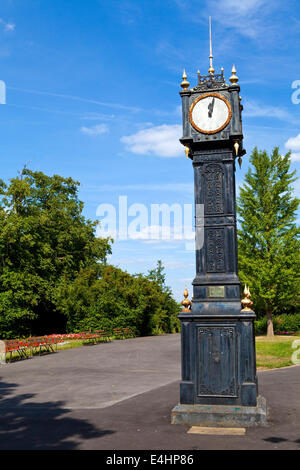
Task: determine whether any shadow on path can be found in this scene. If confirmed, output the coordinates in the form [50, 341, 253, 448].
[0, 379, 114, 450]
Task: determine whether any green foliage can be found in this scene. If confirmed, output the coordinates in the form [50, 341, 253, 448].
[0, 167, 181, 339]
[275, 313, 300, 332]
[255, 314, 300, 334]
[56, 261, 181, 336]
[237, 147, 300, 325]
[0, 169, 111, 338]
[0, 169, 180, 339]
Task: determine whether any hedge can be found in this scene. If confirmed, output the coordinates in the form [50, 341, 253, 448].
[254, 314, 300, 335]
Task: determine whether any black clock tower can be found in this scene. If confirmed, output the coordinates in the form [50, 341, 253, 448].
[171, 22, 267, 427]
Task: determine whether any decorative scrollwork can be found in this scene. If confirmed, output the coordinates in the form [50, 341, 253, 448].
[204, 163, 224, 215]
[191, 73, 227, 92]
[206, 228, 226, 273]
[197, 326, 237, 397]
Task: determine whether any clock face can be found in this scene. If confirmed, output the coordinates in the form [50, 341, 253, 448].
[189, 93, 232, 134]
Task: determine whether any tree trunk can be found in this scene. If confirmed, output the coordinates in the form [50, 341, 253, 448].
[266, 309, 274, 337]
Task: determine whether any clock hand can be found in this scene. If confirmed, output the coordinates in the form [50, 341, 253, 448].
[208, 97, 215, 118]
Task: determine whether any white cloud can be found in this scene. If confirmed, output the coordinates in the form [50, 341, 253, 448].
[209, 0, 271, 38]
[5, 23, 15, 32]
[9, 86, 140, 112]
[163, 261, 194, 270]
[243, 99, 291, 121]
[285, 133, 300, 162]
[0, 19, 15, 32]
[210, 0, 265, 15]
[80, 112, 115, 121]
[121, 124, 182, 158]
[175, 0, 275, 39]
[290, 154, 300, 162]
[80, 123, 109, 136]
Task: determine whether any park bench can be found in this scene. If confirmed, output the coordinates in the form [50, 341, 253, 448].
[26, 336, 58, 356]
[0, 340, 28, 363]
[0, 336, 63, 364]
[94, 330, 111, 342]
[79, 331, 102, 345]
[123, 327, 134, 338]
[113, 327, 134, 339]
[113, 328, 124, 339]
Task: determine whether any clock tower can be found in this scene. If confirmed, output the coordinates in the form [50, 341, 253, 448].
[171, 20, 267, 427]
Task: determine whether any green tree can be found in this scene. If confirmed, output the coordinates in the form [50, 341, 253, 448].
[146, 260, 181, 334]
[56, 261, 181, 336]
[237, 147, 300, 336]
[0, 168, 111, 338]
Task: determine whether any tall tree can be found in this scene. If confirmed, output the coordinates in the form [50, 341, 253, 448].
[237, 147, 300, 336]
[0, 168, 111, 337]
[56, 261, 181, 336]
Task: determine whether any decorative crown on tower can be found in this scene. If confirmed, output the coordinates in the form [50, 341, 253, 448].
[180, 17, 239, 92]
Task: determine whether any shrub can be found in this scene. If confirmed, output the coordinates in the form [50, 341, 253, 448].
[274, 313, 300, 333]
[255, 313, 300, 335]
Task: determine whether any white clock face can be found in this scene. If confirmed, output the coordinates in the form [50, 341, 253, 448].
[190, 94, 231, 134]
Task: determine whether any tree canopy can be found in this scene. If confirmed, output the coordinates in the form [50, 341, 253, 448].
[237, 147, 300, 336]
[0, 169, 180, 338]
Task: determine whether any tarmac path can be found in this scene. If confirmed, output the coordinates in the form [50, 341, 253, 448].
[0, 333, 299, 450]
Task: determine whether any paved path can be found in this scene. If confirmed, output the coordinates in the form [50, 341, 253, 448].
[0, 334, 299, 450]
[0, 334, 181, 409]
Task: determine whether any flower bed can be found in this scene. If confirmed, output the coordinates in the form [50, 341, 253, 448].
[276, 331, 297, 336]
[1, 328, 135, 363]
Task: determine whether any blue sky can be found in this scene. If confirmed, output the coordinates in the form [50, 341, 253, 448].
[0, 0, 299, 301]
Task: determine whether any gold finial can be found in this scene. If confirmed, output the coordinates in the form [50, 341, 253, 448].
[208, 17, 215, 75]
[229, 64, 239, 84]
[180, 69, 190, 90]
[197, 70, 201, 84]
[234, 141, 239, 157]
[241, 285, 254, 311]
[234, 140, 242, 167]
[184, 146, 190, 159]
[181, 287, 192, 312]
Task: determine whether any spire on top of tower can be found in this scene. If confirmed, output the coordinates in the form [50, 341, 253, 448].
[208, 16, 215, 75]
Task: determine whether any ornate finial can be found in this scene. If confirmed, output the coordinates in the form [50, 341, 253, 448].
[241, 285, 254, 311]
[181, 69, 190, 90]
[229, 64, 239, 84]
[234, 141, 239, 157]
[208, 17, 215, 75]
[184, 146, 190, 159]
[181, 287, 192, 312]
[197, 70, 201, 84]
[234, 141, 242, 168]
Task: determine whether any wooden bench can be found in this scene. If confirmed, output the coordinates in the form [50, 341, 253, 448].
[94, 330, 111, 342]
[123, 328, 134, 338]
[1, 340, 28, 363]
[26, 336, 58, 356]
[79, 331, 102, 345]
[113, 327, 134, 339]
[0, 336, 63, 363]
[113, 328, 124, 339]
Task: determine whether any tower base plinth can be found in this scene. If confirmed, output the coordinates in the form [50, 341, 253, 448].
[171, 395, 267, 428]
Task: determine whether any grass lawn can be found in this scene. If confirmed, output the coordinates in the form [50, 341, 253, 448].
[255, 335, 300, 369]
